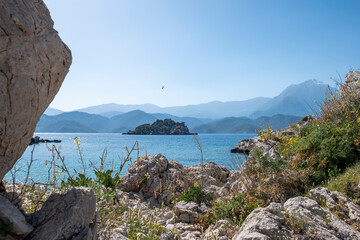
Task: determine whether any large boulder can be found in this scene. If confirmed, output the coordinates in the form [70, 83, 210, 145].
[120, 154, 231, 205]
[232, 188, 360, 240]
[0, 0, 72, 180]
[26, 187, 97, 240]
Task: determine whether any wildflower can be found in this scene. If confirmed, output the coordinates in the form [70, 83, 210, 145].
[193, 182, 198, 188]
[144, 172, 150, 179]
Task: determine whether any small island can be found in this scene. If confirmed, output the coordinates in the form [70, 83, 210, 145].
[123, 118, 196, 135]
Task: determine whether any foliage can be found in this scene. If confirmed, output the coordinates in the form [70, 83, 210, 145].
[239, 81, 360, 204]
[94, 169, 120, 190]
[178, 183, 212, 204]
[325, 161, 360, 201]
[257, 123, 276, 142]
[63, 173, 93, 188]
[199, 193, 259, 227]
[242, 148, 305, 204]
[293, 121, 360, 186]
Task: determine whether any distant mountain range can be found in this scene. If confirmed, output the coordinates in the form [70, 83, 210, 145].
[36, 110, 301, 134]
[40, 79, 333, 133]
[50, 79, 331, 119]
[193, 114, 302, 133]
[36, 110, 211, 133]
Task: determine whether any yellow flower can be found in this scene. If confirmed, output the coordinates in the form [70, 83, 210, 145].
[193, 182, 198, 188]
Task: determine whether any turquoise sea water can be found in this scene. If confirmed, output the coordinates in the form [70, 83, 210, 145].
[5, 133, 255, 183]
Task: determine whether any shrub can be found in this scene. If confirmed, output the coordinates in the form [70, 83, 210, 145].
[325, 161, 360, 201]
[199, 193, 259, 227]
[178, 183, 212, 204]
[94, 169, 120, 190]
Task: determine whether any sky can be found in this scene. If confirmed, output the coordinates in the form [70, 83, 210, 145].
[44, 0, 360, 111]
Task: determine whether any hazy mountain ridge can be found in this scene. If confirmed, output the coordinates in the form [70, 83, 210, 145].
[40, 80, 332, 133]
[36, 110, 210, 133]
[193, 114, 302, 133]
[48, 79, 332, 119]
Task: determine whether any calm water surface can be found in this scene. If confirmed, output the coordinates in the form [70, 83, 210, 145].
[5, 133, 255, 183]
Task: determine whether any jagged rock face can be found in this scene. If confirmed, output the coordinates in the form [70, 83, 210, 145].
[26, 187, 97, 240]
[120, 154, 231, 205]
[232, 187, 360, 240]
[0, 0, 72, 180]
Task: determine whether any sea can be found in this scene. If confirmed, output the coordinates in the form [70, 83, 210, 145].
[5, 133, 255, 183]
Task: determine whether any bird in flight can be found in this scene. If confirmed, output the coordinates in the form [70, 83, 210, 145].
[162, 86, 165, 90]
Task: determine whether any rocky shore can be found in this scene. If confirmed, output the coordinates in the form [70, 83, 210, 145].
[29, 136, 61, 145]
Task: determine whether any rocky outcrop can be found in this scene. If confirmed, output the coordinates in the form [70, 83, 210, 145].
[230, 137, 279, 161]
[119, 154, 231, 206]
[344, 71, 360, 94]
[124, 119, 195, 135]
[29, 136, 61, 145]
[232, 187, 360, 239]
[26, 187, 97, 240]
[0, 0, 72, 180]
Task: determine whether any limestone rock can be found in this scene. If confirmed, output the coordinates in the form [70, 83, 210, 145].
[184, 162, 230, 199]
[0, 195, 33, 239]
[344, 71, 360, 94]
[204, 219, 235, 239]
[232, 188, 360, 240]
[232, 203, 291, 240]
[26, 187, 96, 240]
[120, 154, 233, 205]
[0, 0, 72, 180]
[173, 201, 201, 224]
[230, 137, 280, 161]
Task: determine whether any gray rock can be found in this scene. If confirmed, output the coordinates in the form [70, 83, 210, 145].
[204, 219, 235, 239]
[109, 231, 129, 240]
[344, 71, 360, 94]
[232, 188, 360, 239]
[120, 154, 231, 205]
[0, 0, 72, 180]
[0, 195, 33, 238]
[159, 232, 175, 240]
[230, 137, 280, 161]
[173, 201, 200, 224]
[232, 203, 291, 240]
[26, 187, 96, 240]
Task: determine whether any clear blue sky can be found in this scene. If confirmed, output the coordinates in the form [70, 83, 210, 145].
[44, 0, 360, 111]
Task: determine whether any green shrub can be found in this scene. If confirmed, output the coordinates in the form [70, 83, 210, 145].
[199, 193, 259, 226]
[294, 121, 360, 186]
[62, 173, 93, 188]
[325, 162, 360, 200]
[94, 169, 120, 190]
[178, 184, 212, 204]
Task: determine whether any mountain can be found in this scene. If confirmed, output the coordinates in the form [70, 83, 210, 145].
[37, 120, 97, 133]
[99, 111, 124, 118]
[35, 110, 208, 133]
[73, 98, 271, 119]
[160, 98, 271, 119]
[71, 79, 331, 119]
[110, 110, 158, 132]
[36, 112, 112, 132]
[250, 80, 333, 118]
[77, 103, 162, 115]
[44, 107, 64, 116]
[193, 114, 302, 133]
